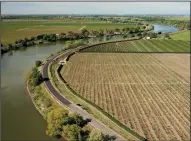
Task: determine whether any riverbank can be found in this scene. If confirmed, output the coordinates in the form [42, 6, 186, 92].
[26, 81, 44, 116]
[27, 61, 127, 141]
[26, 71, 94, 141]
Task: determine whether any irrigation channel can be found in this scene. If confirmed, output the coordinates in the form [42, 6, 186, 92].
[1, 24, 179, 141]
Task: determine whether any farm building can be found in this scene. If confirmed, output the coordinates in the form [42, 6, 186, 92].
[59, 60, 65, 65]
[146, 37, 151, 39]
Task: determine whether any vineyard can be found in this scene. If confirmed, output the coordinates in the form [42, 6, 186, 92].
[80, 39, 190, 53]
[61, 53, 190, 141]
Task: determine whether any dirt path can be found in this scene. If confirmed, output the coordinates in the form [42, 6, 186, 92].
[16, 25, 44, 31]
[79, 26, 86, 31]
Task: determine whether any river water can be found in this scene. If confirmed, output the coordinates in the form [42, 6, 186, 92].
[1, 35, 124, 141]
[153, 24, 179, 33]
[1, 43, 65, 141]
[1, 24, 179, 141]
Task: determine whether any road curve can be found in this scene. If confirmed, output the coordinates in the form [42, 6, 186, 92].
[42, 48, 128, 141]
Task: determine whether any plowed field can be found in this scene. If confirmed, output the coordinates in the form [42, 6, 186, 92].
[61, 53, 190, 141]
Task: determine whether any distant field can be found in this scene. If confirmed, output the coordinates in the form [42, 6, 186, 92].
[166, 16, 190, 21]
[1, 20, 136, 45]
[61, 53, 190, 141]
[81, 39, 190, 53]
[170, 30, 190, 41]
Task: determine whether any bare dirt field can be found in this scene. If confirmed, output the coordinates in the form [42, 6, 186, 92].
[61, 53, 190, 141]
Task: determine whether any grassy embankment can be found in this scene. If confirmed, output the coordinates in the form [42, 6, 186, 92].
[1, 20, 137, 45]
[170, 30, 190, 41]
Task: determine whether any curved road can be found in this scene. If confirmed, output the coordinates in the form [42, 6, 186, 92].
[42, 48, 129, 141]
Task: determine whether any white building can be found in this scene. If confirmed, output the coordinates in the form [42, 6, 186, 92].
[59, 60, 65, 65]
[146, 37, 151, 39]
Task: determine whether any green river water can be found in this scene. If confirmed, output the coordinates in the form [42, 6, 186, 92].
[1, 43, 65, 141]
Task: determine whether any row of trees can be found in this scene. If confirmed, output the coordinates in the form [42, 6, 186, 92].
[46, 108, 114, 141]
[1, 25, 153, 55]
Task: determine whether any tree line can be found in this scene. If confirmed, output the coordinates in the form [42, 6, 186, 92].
[1, 25, 153, 55]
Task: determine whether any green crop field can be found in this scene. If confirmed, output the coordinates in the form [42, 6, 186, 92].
[81, 39, 190, 53]
[1, 20, 137, 45]
[170, 30, 190, 41]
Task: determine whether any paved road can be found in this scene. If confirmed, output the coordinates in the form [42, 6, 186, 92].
[42, 48, 128, 141]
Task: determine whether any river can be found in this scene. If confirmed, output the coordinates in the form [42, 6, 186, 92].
[153, 24, 179, 33]
[1, 35, 125, 141]
[1, 24, 179, 141]
[1, 43, 65, 141]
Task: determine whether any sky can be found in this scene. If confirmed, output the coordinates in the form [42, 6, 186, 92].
[1, 2, 190, 15]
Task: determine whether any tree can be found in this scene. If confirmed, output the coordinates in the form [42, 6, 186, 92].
[70, 113, 86, 127]
[98, 30, 104, 36]
[46, 123, 60, 137]
[46, 108, 69, 137]
[30, 36, 36, 41]
[89, 129, 104, 141]
[47, 108, 69, 128]
[115, 28, 120, 32]
[37, 34, 45, 40]
[24, 37, 29, 42]
[30, 67, 43, 86]
[149, 32, 157, 38]
[123, 34, 127, 39]
[30, 67, 38, 79]
[31, 76, 41, 87]
[62, 124, 82, 141]
[61, 117, 76, 126]
[122, 28, 126, 32]
[58, 33, 67, 40]
[142, 26, 146, 29]
[158, 31, 162, 34]
[67, 31, 75, 39]
[142, 31, 147, 37]
[81, 29, 90, 38]
[18, 39, 23, 43]
[8, 44, 12, 50]
[35, 60, 42, 67]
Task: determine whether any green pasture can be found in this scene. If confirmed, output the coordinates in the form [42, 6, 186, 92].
[170, 30, 190, 41]
[81, 39, 190, 53]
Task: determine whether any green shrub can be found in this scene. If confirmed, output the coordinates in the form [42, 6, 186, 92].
[35, 60, 42, 67]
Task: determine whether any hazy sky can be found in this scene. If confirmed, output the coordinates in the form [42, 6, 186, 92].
[1, 2, 190, 15]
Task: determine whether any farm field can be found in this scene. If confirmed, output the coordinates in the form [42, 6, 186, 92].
[1, 20, 136, 45]
[81, 39, 190, 53]
[61, 53, 190, 141]
[170, 30, 190, 41]
[166, 16, 190, 21]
